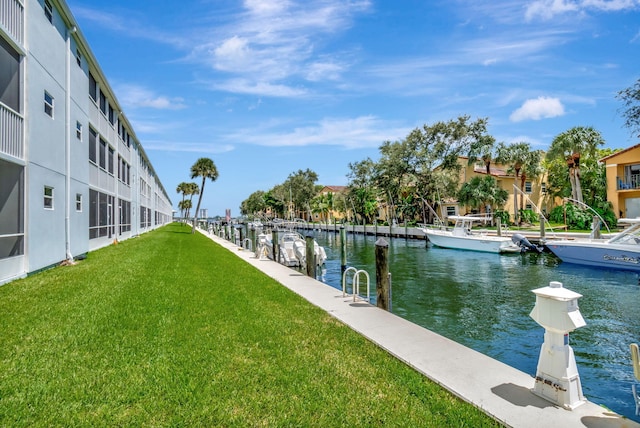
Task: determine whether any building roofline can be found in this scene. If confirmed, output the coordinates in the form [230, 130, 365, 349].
[599, 143, 640, 162]
[52, 0, 172, 204]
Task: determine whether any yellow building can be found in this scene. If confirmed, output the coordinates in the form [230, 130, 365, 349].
[453, 157, 552, 222]
[601, 143, 640, 219]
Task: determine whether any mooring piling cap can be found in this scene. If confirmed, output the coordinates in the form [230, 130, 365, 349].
[375, 238, 389, 247]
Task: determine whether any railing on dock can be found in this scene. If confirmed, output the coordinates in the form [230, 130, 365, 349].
[342, 267, 370, 303]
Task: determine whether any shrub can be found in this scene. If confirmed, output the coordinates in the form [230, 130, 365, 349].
[493, 209, 511, 226]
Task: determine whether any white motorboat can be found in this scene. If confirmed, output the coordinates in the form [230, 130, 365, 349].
[421, 215, 522, 254]
[278, 231, 327, 267]
[545, 218, 640, 272]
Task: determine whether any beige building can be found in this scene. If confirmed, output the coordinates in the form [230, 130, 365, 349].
[452, 157, 552, 222]
[601, 143, 640, 219]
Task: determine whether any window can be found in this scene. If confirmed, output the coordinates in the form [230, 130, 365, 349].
[75, 48, 82, 67]
[89, 73, 97, 101]
[89, 128, 97, 163]
[108, 146, 114, 174]
[446, 206, 456, 217]
[119, 199, 131, 233]
[44, 0, 53, 23]
[524, 181, 532, 193]
[76, 193, 82, 211]
[541, 182, 546, 194]
[89, 190, 114, 239]
[99, 138, 106, 169]
[76, 121, 82, 141]
[0, 36, 21, 113]
[0, 160, 24, 259]
[44, 186, 54, 209]
[99, 90, 107, 115]
[44, 91, 54, 117]
[525, 203, 533, 210]
[108, 104, 115, 125]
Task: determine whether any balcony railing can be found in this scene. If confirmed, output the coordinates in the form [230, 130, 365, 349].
[617, 176, 640, 190]
[0, 102, 23, 160]
[0, 0, 24, 45]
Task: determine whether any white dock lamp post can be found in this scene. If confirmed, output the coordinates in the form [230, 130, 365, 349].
[529, 281, 586, 409]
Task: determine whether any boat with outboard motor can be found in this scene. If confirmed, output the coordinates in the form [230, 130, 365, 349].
[421, 215, 540, 254]
[545, 218, 640, 272]
[255, 224, 327, 268]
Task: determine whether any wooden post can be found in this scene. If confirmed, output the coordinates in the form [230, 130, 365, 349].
[272, 230, 279, 263]
[375, 238, 390, 311]
[496, 217, 502, 237]
[340, 225, 347, 274]
[592, 216, 602, 239]
[539, 214, 546, 241]
[305, 235, 316, 278]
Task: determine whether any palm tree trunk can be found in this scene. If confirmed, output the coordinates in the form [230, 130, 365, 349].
[569, 167, 578, 201]
[574, 166, 583, 204]
[192, 178, 206, 234]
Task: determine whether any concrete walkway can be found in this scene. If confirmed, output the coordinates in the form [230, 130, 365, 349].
[203, 231, 639, 428]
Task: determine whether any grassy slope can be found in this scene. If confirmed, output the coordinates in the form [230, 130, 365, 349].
[0, 223, 501, 427]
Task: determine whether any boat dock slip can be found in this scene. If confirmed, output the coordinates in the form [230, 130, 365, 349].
[202, 230, 640, 428]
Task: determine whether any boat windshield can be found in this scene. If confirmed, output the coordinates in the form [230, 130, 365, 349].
[608, 223, 640, 245]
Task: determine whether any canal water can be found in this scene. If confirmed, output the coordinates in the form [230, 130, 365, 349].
[308, 230, 640, 422]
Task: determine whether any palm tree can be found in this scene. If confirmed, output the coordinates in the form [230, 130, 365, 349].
[190, 158, 219, 234]
[186, 182, 200, 206]
[546, 126, 604, 204]
[495, 142, 541, 223]
[468, 135, 496, 175]
[176, 182, 190, 217]
[179, 200, 192, 219]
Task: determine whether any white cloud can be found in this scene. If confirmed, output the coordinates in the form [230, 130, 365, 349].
[509, 96, 565, 121]
[525, 0, 579, 21]
[225, 116, 410, 149]
[211, 79, 307, 97]
[116, 84, 187, 110]
[144, 140, 235, 154]
[189, 0, 371, 96]
[525, 0, 640, 21]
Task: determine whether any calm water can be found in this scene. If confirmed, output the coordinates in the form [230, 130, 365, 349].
[307, 230, 640, 422]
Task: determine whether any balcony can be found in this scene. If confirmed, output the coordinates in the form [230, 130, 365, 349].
[0, 0, 24, 46]
[0, 102, 23, 160]
[617, 176, 640, 191]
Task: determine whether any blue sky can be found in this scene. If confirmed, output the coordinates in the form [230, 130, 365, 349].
[68, 0, 640, 217]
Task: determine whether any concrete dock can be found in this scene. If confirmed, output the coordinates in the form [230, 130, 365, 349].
[203, 230, 640, 428]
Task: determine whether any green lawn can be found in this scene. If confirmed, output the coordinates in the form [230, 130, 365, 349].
[0, 223, 501, 427]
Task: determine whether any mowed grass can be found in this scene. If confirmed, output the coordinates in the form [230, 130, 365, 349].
[0, 223, 501, 427]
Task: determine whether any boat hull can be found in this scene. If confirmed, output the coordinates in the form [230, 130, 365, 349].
[424, 229, 520, 253]
[546, 240, 640, 272]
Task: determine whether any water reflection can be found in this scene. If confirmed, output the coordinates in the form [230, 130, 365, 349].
[310, 230, 640, 422]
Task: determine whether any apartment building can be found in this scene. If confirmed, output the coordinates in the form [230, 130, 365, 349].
[1, 0, 172, 284]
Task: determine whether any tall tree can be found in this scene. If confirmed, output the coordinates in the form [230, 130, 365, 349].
[240, 190, 267, 216]
[545, 126, 604, 204]
[467, 135, 496, 175]
[190, 158, 219, 234]
[347, 158, 378, 224]
[372, 116, 492, 223]
[617, 78, 640, 137]
[176, 182, 190, 217]
[179, 199, 192, 219]
[281, 169, 319, 219]
[495, 142, 542, 222]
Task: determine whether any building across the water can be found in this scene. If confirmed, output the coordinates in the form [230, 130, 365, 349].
[1, 0, 173, 285]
